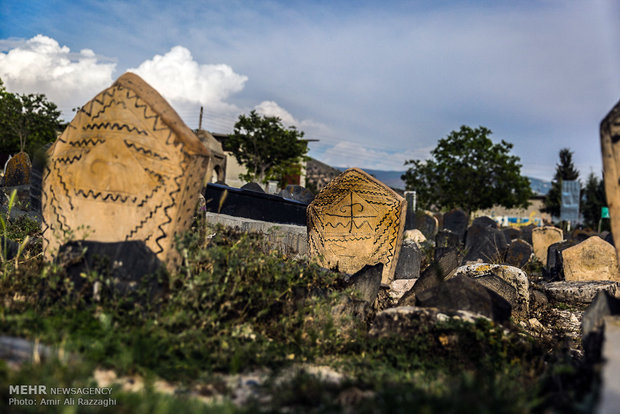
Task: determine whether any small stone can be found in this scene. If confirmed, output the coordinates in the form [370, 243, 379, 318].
[562, 236, 620, 281]
[403, 229, 427, 245]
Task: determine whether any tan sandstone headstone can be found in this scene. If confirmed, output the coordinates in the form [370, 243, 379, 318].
[601, 99, 620, 263]
[42, 72, 211, 271]
[562, 236, 620, 281]
[307, 168, 406, 284]
[532, 226, 563, 267]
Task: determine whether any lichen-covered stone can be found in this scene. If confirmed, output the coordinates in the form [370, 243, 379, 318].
[3, 152, 31, 187]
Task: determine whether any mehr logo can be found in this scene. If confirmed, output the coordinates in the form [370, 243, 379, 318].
[9, 385, 47, 394]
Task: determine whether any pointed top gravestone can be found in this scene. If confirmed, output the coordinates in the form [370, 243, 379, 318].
[307, 168, 406, 284]
[42, 72, 211, 271]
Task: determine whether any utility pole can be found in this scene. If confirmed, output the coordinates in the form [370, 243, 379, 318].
[198, 106, 204, 130]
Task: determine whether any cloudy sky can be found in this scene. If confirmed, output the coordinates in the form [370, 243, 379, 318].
[1, 0, 619, 180]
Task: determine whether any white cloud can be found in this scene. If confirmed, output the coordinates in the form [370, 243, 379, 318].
[314, 141, 433, 171]
[254, 100, 298, 127]
[0, 35, 116, 117]
[129, 46, 248, 129]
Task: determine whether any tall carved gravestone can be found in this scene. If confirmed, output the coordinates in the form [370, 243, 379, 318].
[42, 72, 211, 271]
[307, 168, 406, 284]
[601, 99, 620, 265]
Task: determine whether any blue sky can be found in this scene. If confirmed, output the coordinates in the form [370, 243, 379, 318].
[1, 0, 619, 180]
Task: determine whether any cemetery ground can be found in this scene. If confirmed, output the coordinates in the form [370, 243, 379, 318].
[0, 208, 601, 413]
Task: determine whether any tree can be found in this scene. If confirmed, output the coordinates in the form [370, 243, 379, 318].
[581, 172, 607, 229]
[0, 78, 62, 156]
[542, 148, 580, 218]
[401, 125, 532, 215]
[227, 110, 308, 185]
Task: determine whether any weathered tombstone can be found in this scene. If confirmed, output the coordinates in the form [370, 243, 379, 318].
[502, 227, 522, 243]
[463, 221, 508, 263]
[545, 240, 579, 281]
[42, 72, 211, 271]
[241, 182, 265, 193]
[413, 210, 438, 240]
[562, 236, 620, 281]
[3, 152, 31, 187]
[435, 229, 462, 260]
[504, 239, 533, 268]
[415, 274, 512, 324]
[398, 248, 460, 306]
[443, 208, 468, 240]
[454, 263, 530, 321]
[307, 168, 406, 284]
[29, 144, 50, 213]
[472, 215, 497, 229]
[520, 224, 536, 245]
[404, 191, 416, 230]
[57, 240, 166, 301]
[532, 226, 563, 266]
[393, 240, 421, 280]
[601, 99, 620, 263]
[347, 263, 383, 304]
[278, 184, 315, 204]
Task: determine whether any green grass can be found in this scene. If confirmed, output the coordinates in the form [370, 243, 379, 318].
[0, 211, 600, 413]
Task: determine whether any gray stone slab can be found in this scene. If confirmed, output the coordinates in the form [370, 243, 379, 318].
[541, 281, 620, 305]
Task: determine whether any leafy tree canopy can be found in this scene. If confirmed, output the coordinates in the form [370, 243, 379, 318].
[227, 110, 308, 185]
[581, 172, 607, 230]
[0, 78, 62, 156]
[542, 148, 580, 218]
[402, 125, 532, 215]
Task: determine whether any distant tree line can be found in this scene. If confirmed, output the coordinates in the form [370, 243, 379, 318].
[0, 78, 62, 156]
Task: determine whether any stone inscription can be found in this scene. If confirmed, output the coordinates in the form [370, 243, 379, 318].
[307, 168, 406, 284]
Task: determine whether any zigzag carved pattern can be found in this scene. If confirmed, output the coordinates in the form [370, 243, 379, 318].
[128, 90, 170, 133]
[125, 203, 163, 240]
[324, 236, 372, 242]
[75, 189, 138, 204]
[153, 172, 182, 256]
[68, 138, 105, 147]
[83, 122, 148, 136]
[123, 140, 170, 160]
[91, 98, 127, 121]
[55, 154, 83, 165]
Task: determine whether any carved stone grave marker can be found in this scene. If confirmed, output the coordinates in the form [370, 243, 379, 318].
[307, 168, 406, 284]
[42, 72, 211, 271]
